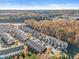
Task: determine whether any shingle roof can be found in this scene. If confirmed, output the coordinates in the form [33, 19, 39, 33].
[20, 26, 68, 50]
[2, 33, 15, 45]
[11, 29, 28, 41]
[26, 39, 46, 53]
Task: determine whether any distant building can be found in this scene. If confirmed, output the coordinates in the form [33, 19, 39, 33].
[0, 23, 25, 34]
[11, 29, 28, 41]
[20, 26, 68, 51]
[1, 33, 15, 45]
[26, 39, 46, 53]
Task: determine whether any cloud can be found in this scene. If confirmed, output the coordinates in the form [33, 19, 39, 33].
[0, 3, 79, 10]
[47, 4, 79, 9]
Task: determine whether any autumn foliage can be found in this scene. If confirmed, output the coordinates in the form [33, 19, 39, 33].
[74, 53, 79, 59]
[24, 19, 79, 47]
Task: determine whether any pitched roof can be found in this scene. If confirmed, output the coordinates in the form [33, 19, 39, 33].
[12, 29, 28, 41]
[2, 33, 15, 45]
[26, 39, 46, 53]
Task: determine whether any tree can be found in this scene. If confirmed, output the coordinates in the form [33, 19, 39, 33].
[30, 54, 37, 59]
[66, 31, 75, 43]
[24, 45, 28, 57]
[56, 27, 65, 40]
[50, 55, 56, 59]
[19, 56, 23, 59]
[36, 53, 40, 59]
[15, 40, 19, 46]
[14, 55, 18, 59]
[54, 51, 61, 59]
[74, 53, 79, 59]
[74, 34, 79, 47]
[24, 55, 30, 59]
[46, 46, 52, 54]
[28, 32, 32, 39]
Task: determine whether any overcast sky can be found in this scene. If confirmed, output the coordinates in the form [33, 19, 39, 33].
[0, 0, 79, 10]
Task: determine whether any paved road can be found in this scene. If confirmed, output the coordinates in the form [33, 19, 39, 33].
[0, 45, 24, 58]
[0, 23, 25, 25]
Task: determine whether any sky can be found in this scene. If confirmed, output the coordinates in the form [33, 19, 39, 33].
[0, 0, 79, 10]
